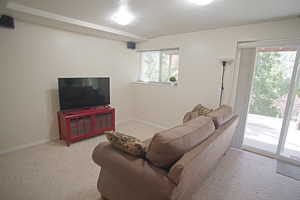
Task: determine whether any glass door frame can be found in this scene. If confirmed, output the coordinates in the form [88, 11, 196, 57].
[241, 44, 300, 166]
[276, 45, 300, 166]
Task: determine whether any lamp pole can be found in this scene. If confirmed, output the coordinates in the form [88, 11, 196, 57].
[219, 61, 227, 107]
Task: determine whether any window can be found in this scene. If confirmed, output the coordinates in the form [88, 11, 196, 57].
[139, 48, 179, 83]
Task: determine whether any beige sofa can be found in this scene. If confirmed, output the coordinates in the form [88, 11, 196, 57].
[92, 105, 239, 200]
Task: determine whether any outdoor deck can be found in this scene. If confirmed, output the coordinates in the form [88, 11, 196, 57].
[244, 114, 300, 160]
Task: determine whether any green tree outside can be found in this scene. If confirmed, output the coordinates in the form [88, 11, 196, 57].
[249, 51, 297, 118]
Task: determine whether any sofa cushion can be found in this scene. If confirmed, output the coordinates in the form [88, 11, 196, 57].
[106, 132, 145, 157]
[143, 138, 153, 152]
[183, 104, 213, 123]
[207, 105, 233, 128]
[146, 116, 215, 168]
[92, 143, 175, 200]
[192, 104, 213, 115]
[168, 115, 239, 185]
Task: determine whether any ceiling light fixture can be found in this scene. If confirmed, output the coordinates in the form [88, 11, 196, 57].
[189, 0, 215, 6]
[112, 5, 134, 26]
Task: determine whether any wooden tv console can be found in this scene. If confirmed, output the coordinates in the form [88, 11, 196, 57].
[57, 106, 115, 146]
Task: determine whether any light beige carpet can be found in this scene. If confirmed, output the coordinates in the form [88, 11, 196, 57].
[193, 149, 300, 200]
[0, 121, 300, 200]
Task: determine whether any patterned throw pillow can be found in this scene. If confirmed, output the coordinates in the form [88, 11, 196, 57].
[192, 104, 213, 116]
[105, 131, 146, 157]
[183, 104, 213, 123]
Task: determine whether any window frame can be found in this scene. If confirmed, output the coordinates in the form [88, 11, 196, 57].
[138, 48, 180, 84]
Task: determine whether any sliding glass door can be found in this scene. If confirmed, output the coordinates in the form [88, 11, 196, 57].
[281, 79, 300, 161]
[277, 47, 300, 162]
[242, 45, 300, 164]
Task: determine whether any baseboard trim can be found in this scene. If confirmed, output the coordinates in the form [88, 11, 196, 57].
[115, 119, 132, 126]
[0, 137, 59, 156]
[0, 120, 132, 155]
[0, 119, 164, 156]
[130, 118, 168, 130]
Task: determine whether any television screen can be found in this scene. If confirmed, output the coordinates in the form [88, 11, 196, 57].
[58, 77, 110, 110]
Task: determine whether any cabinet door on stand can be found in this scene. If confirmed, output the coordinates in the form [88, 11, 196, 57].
[94, 112, 113, 132]
[69, 116, 93, 137]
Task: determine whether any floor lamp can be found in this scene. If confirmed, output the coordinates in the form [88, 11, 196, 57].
[219, 58, 233, 107]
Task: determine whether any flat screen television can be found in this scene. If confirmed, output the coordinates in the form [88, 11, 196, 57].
[58, 77, 110, 110]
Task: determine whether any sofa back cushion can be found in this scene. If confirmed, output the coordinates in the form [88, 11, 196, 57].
[146, 116, 215, 168]
[168, 115, 239, 185]
[207, 105, 233, 128]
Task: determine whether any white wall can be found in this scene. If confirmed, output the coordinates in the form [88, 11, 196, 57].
[2, 18, 300, 153]
[134, 18, 300, 128]
[0, 20, 138, 153]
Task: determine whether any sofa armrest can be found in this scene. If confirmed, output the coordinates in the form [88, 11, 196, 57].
[92, 142, 149, 174]
[92, 142, 175, 195]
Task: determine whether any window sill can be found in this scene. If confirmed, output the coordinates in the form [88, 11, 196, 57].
[132, 81, 178, 87]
